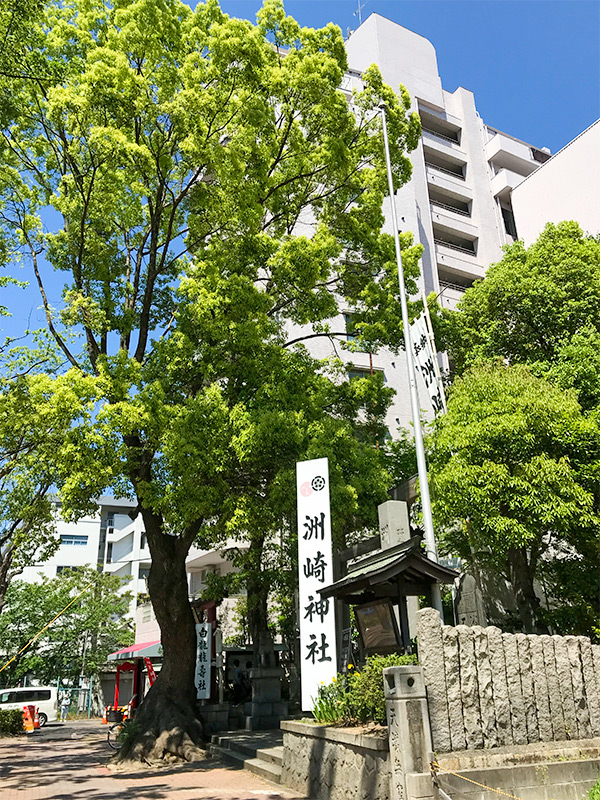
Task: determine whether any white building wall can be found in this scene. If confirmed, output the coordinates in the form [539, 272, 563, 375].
[511, 119, 600, 245]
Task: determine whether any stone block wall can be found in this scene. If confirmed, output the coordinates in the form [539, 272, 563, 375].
[417, 608, 600, 753]
[280, 720, 391, 800]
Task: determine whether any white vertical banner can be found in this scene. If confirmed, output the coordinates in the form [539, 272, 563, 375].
[297, 457, 337, 711]
[195, 622, 211, 700]
[410, 313, 446, 415]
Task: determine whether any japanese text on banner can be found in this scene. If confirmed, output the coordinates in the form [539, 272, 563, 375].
[195, 622, 211, 700]
[297, 457, 337, 711]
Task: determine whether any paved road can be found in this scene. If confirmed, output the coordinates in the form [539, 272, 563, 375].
[0, 720, 307, 800]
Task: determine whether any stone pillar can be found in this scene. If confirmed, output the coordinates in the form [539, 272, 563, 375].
[515, 634, 538, 743]
[541, 635, 565, 741]
[567, 636, 591, 739]
[442, 625, 466, 752]
[246, 666, 288, 731]
[384, 666, 433, 800]
[529, 635, 552, 742]
[416, 608, 451, 753]
[553, 635, 577, 741]
[580, 637, 600, 736]
[474, 626, 497, 748]
[487, 626, 513, 746]
[503, 633, 527, 745]
[457, 625, 483, 750]
[378, 500, 411, 548]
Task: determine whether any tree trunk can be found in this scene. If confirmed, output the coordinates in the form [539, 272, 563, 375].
[0, 547, 14, 617]
[507, 546, 548, 634]
[246, 537, 275, 668]
[114, 512, 205, 765]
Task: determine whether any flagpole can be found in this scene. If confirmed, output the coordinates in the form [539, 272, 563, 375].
[379, 102, 444, 616]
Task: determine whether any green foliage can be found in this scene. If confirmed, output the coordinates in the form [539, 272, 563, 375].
[0, 370, 99, 615]
[0, 0, 424, 712]
[428, 222, 600, 637]
[587, 779, 600, 800]
[312, 653, 417, 725]
[437, 221, 600, 381]
[0, 567, 133, 687]
[346, 653, 417, 724]
[430, 362, 600, 633]
[0, 709, 24, 736]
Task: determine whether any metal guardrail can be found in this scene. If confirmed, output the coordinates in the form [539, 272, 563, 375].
[422, 126, 460, 145]
[425, 162, 465, 180]
[434, 238, 476, 255]
[431, 200, 470, 217]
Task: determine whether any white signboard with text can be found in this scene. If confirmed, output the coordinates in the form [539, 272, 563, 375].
[195, 622, 211, 700]
[410, 313, 446, 416]
[297, 457, 337, 711]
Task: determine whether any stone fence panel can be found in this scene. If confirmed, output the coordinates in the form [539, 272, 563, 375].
[417, 608, 600, 753]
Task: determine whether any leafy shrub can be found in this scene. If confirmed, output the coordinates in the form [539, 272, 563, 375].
[346, 653, 417, 724]
[587, 778, 600, 800]
[0, 709, 24, 736]
[312, 652, 417, 726]
[312, 675, 349, 724]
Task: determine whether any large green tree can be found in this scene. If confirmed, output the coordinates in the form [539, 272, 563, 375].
[0, 567, 133, 687]
[0, 0, 422, 760]
[0, 370, 97, 616]
[437, 221, 600, 383]
[430, 365, 600, 634]
[430, 223, 600, 635]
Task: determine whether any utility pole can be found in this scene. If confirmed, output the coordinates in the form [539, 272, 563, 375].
[379, 102, 444, 616]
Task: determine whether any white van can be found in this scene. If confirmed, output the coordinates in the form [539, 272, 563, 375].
[0, 686, 58, 725]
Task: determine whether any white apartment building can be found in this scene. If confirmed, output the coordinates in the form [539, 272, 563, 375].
[511, 118, 600, 245]
[20, 497, 150, 617]
[320, 14, 552, 432]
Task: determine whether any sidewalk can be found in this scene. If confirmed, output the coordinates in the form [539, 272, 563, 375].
[0, 721, 308, 800]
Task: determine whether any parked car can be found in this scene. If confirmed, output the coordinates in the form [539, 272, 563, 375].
[0, 686, 58, 725]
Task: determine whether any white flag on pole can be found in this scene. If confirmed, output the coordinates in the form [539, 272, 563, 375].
[409, 313, 446, 415]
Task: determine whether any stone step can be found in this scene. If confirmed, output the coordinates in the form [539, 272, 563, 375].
[209, 742, 282, 784]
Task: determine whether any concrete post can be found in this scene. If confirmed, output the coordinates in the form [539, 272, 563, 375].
[384, 665, 433, 800]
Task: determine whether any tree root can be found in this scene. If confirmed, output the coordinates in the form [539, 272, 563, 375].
[111, 696, 206, 767]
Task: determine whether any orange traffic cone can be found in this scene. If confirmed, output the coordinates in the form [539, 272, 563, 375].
[22, 705, 34, 733]
[34, 708, 40, 729]
[101, 706, 108, 724]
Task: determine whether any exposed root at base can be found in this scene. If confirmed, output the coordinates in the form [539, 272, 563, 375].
[111, 705, 205, 767]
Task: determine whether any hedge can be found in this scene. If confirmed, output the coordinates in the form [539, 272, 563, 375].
[0, 709, 24, 736]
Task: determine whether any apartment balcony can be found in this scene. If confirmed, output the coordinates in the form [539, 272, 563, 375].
[437, 281, 467, 310]
[430, 205, 478, 239]
[421, 128, 466, 159]
[425, 163, 472, 195]
[491, 168, 526, 201]
[435, 241, 486, 283]
[485, 131, 540, 177]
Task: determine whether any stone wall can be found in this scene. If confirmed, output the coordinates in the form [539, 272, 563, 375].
[417, 608, 600, 754]
[280, 720, 390, 800]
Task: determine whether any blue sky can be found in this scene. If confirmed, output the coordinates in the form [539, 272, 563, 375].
[203, 0, 600, 155]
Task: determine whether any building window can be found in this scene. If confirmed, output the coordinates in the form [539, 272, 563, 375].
[60, 534, 88, 546]
[56, 566, 76, 574]
[347, 367, 385, 382]
[501, 207, 518, 238]
[344, 314, 357, 342]
[106, 543, 113, 564]
[141, 533, 147, 550]
[139, 567, 151, 581]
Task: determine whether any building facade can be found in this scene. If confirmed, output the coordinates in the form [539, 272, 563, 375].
[20, 497, 150, 617]
[322, 14, 551, 432]
[511, 118, 600, 245]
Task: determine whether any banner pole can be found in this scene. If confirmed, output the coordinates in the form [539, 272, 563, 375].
[379, 102, 443, 616]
